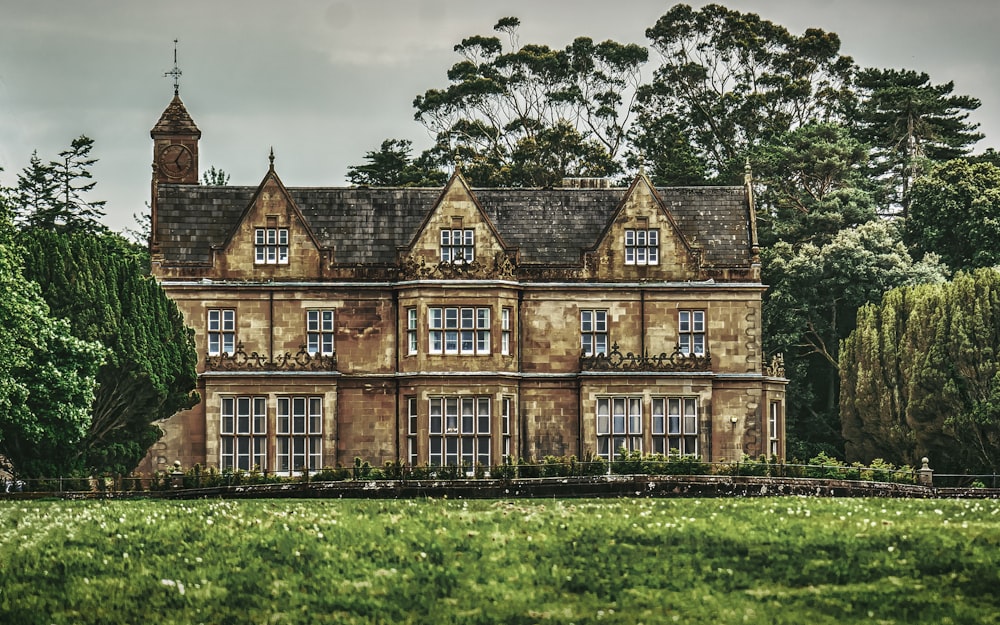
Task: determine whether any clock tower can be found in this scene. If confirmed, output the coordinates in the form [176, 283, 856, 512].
[150, 41, 200, 253]
[151, 95, 200, 186]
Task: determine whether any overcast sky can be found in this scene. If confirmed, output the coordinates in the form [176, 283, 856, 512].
[1, 0, 998, 233]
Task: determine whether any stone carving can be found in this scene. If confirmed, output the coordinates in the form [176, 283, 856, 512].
[205, 343, 337, 371]
[763, 353, 785, 377]
[580, 342, 712, 372]
[398, 251, 518, 281]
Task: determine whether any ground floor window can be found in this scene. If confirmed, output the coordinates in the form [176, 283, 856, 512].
[596, 397, 643, 461]
[596, 396, 699, 460]
[428, 397, 491, 471]
[276, 397, 323, 473]
[220, 396, 267, 471]
[768, 400, 782, 458]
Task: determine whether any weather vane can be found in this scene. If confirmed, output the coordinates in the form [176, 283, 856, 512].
[164, 39, 182, 95]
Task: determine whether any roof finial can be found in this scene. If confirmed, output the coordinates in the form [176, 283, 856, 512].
[164, 39, 182, 96]
[269, 147, 275, 170]
[744, 157, 752, 183]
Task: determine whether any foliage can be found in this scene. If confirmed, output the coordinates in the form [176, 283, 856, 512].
[17, 230, 198, 476]
[636, 3, 855, 184]
[412, 17, 645, 185]
[841, 269, 1000, 474]
[764, 220, 948, 459]
[200, 166, 230, 186]
[15, 136, 107, 234]
[2, 498, 999, 624]
[752, 122, 877, 248]
[0, 220, 104, 478]
[346, 139, 448, 187]
[905, 158, 1000, 272]
[853, 68, 983, 215]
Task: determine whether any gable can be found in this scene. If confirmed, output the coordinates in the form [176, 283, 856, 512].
[587, 176, 702, 281]
[402, 172, 510, 270]
[214, 170, 328, 280]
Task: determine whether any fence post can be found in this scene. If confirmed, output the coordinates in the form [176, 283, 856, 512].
[170, 461, 184, 489]
[918, 457, 934, 487]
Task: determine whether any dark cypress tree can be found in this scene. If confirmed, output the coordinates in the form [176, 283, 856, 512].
[18, 230, 198, 475]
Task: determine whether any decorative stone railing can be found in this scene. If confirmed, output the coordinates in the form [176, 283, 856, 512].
[580, 343, 712, 372]
[205, 344, 338, 372]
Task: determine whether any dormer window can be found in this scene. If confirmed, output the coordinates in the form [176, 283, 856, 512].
[255, 228, 289, 264]
[441, 229, 474, 264]
[625, 229, 659, 265]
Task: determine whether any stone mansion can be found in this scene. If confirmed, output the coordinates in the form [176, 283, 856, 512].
[140, 91, 787, 475]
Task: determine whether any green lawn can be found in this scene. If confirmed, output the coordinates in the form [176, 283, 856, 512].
[1, 497, 998, 624]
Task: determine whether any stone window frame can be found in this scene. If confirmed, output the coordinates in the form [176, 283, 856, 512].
[580, 309, 608, 357]
[207, 308, 236, 356]
[596, 396, 643, 461]
[306, 309, 335, 356]
[428, 306, 491, 356]
[428, 396, 491, 471]
[220, 396, 267, 472]
[624, 228, 659, 265]
[440, 228, 475, 264]
[275, 396, 323, 474]
[254, 227, 289, 265]
[678, 309, 706, 356]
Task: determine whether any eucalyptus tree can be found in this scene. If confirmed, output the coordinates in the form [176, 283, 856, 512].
[635, 3, 856, 184]
[410, 16, 646, 185]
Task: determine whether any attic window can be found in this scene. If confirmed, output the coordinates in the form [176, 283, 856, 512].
[440, 229, 474, 264]
[255, 227, 289, 264]
[625, 229, 659, 266]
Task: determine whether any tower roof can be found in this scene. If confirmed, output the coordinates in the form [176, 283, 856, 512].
[151, 94, 201, 138]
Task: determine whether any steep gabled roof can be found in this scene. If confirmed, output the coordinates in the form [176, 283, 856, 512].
[154, 182, 751, 268]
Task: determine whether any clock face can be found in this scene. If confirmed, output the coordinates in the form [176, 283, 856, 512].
[160, 144, 193, 178]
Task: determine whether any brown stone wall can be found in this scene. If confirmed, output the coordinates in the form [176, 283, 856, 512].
[520, 379, 579, 459]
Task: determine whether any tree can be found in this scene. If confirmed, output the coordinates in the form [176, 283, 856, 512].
[17, 230, 199, 476]
[15, 136, 107, 233]
[202, 166, 230, 186]
[764, 220, 948, 459]
[49, 135, 107, 233]
[636, 3, 856, 184]
[0, 210, 104, 478]
[752, 122, 877, 248]
[853, 68, 983, 216]
[14, 151, 59, 229]
[346, 139, 448, 187]
[905, 158, 1000, 272]
[841, 269, 1000, 474]
[412, 17, 645, 185]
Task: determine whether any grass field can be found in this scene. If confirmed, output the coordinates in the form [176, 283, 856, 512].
[1, 497, 998, 624]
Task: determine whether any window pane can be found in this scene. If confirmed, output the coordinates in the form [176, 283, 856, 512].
[461, 398, 475, 434]
[277, 398, 289, 434]
[254, 397, 267, 434]
[221, 398, 234, 434]
[310, 398, 323, 433]
[478, 397, 490, 434]
[445, 398, 459, 433]
[596, 398, 610, 435]
[293, 397, 306, 434]
[629, 398, 642, 434]
[429, 399, 442, 434]
[612, 398, 626, 435]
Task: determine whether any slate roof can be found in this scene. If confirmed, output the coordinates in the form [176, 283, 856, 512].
[154, 183, 752, 268]
[151, 94, 201, 137]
